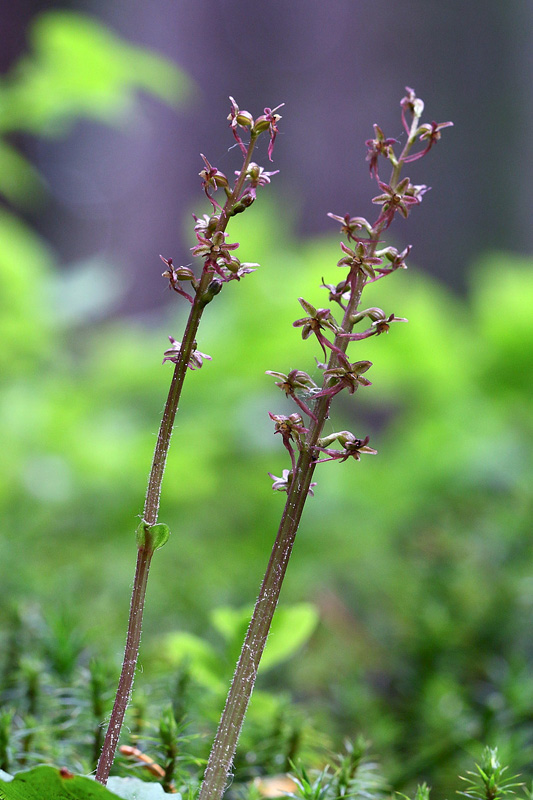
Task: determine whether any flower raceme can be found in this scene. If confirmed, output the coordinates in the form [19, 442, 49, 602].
[266, 85, 452, 485]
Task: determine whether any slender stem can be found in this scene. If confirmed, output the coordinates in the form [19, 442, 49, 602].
[197, 449, 314, 800]
[198, 274, 367, 800]
[95, 547, 153, 783]
[392, 110, 423, 187]
[95, 292, 209, 784]
[96, 134, 259, 785]
[143, 272, 215, 526]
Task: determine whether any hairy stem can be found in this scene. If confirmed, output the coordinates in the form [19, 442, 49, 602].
[96, 136, 259, 785]
[198, 271, 367, 800]
[95, 291, 208, 784]
[95, 546, 153, 783]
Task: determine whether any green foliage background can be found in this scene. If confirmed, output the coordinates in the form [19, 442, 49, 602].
[1, 9, 533, 796]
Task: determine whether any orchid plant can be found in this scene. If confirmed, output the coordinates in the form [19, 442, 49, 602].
[95, 98, 283, 785]
[94, 90, 452, 799]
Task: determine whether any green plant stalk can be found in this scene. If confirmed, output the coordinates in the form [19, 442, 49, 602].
[198, 115, 424, 800]
[95, 136, 259, 786]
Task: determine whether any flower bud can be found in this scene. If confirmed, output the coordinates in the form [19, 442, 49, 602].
[248, 163, 261, 182]
[225, 257, 242, 273]
[211, 171, 229, 189]
[227, 97, 254, 127]
[174, 266, 195, 281]
[199, 279, 223, 307]
[252, 116, 272, 135]
[235, 110, 254, 127]
[229, 193, 255, 216]
[198, 156, 229, 189]
[252, 110, 282, 137]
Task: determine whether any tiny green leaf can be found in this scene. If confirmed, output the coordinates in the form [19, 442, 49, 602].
[135, 521, 170, 551]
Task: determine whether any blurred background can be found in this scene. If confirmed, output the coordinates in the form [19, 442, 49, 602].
[1, 0, 533, 795]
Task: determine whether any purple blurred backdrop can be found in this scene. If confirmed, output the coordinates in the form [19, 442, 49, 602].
[2, 0, 532, 315]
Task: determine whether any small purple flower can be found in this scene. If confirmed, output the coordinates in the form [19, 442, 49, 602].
[337, 241, 383, 284]
[403, 120, 454, 163]
[327, 213, 373, 240]
[340, 307, 408, 340]
[370, 313, 407, 334]
[223, 258, 260, 282]
[400, 86, 425, 133]
[160, 256, 195, 303]
[321, 278, 351, 309]
[268, 469, 316, 496]
[229, 98, 284, 161]
[191, 231, 240, 269]
[162, 337, 212, 370]
[269, 412, 308, 441]
[266, 369, 317, 395]
[227, 96, 254, 156]
[269, 412, 308, 472]
[252, 103, 284, 161]
[198, 154, 230, 210]
[239, 162, 279, 199]
[266, 369, 318, 421]
[314, 432, 377, 464]
[372, 177, 420, 228]
[406, 183, 430, 203]
[193, 213, 219, 237]
[365, 124, 398, 179]
[313, 358, 372, 400]
[293, 298, 343, 361]
[369, 245, 412, 281]
[418, 119, 454, 146]
[269, 469, 293, 492]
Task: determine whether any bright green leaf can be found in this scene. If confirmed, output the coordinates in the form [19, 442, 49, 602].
[211, 605, 248, 643]
[155, 631, 223, 689]
[0, 765, 121, 799]
[260, 603, 319, 670]
[211, 603, 319, 673]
